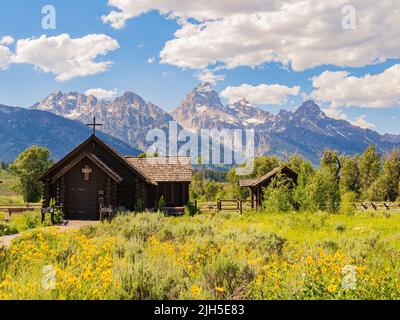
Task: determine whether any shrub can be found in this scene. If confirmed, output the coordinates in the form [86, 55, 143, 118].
[263, 175, 295, 213]
[340, 191, 357, 215]
[53, 207, 64, 225]
[24, 212, 40, 230]
[245, 231, 287, 256]
[185, 202, 200, 217]
[203, 257, 255, 300]
[335, 222, 347, 233]
[134, 198, 144, 212]
[118, 262, 182, 299]
[318, 240, 339, 253]
[155, 196, 166, 213]
[0, 222, 18, 236]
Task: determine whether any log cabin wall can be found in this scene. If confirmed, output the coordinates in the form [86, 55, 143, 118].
[80, 139, 142, 211]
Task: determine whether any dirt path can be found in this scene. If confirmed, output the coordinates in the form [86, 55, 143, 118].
[0, 220, 99, 248]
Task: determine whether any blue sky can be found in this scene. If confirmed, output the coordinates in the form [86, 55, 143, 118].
[0, 0, 399, 134]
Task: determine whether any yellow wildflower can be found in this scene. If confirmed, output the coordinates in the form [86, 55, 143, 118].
[305, 255, 314, 265]
[191, 285, 201, 296]
[292, 263, 300, 270]
[327, 284, 337, 293]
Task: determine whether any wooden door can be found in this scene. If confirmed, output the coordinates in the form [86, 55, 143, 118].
[75, 183, 98, 220]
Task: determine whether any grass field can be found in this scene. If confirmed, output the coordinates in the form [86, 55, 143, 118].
[1, 210, 399, 300]
[0, 211, 42, 236]
[0, 170, 26, 207]
[0, 170, 19, 200]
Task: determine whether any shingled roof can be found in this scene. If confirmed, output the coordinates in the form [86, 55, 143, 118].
[40, 135, 155, 184]
[126, 156, 192, 182]
[239, 166, 298, 187]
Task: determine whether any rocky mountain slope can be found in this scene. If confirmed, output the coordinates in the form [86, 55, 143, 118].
[0, 104, 141, 163]
[172, 83, 400, 163]
[32, 91, 175, 151]
[28, 83, 400, 164]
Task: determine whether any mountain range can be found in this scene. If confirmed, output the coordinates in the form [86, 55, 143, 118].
[31, 90, 175, 152]
[0, 104, 140, 163]
[1, 82, 399, 164]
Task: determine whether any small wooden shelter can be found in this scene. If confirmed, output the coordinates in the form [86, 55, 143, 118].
[40, 133, 192, 220]
[239, 166, 298, 209]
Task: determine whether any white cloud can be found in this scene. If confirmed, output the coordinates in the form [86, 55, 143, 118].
[311, 64, 400, 109]
[196, 69, 224, 84]
[12, 34, 119, 81]
[0, 46, 12, 69]
[322, 107, 376, 130]
[221, 83, 300, 105]
[147, 56, 155, 64]
[85, 88, 118, 100]
[351, 115, 376, 129]
[0, 36, 14, 46]
[102, 0, 278, 29]
[322, 107, 347, 120]
[104, 1, 400, 71]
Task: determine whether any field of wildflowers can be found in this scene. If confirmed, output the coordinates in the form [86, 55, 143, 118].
[0, 211, 399, 300]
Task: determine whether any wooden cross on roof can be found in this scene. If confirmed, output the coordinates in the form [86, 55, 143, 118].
[86, 117, 102, 136]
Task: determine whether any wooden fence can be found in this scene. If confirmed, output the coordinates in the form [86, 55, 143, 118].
[0, 203, 42, 221]
[0, 203, 41, 211]
[354, 202, 400, 212]
[196, 200, 400, 214]
[197, 199, 256, 214]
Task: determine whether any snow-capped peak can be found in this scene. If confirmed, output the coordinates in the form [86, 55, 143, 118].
[196, 82, 213, 92]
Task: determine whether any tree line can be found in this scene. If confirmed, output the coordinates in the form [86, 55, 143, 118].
[4, 144, 400, 211]
[190, 145, 400, 213]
